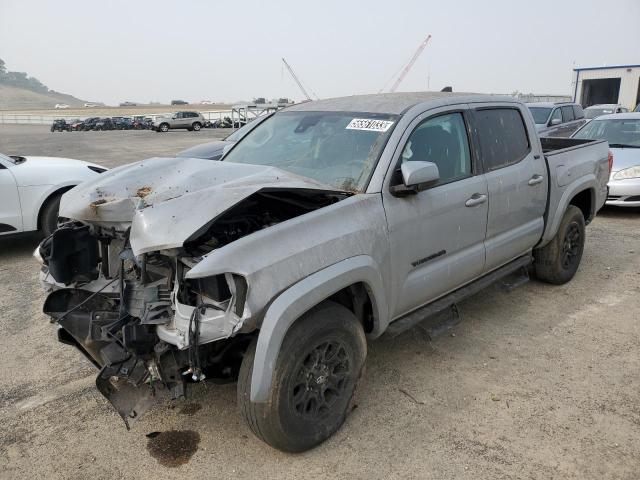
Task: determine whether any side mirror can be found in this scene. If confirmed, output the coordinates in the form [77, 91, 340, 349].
[550, 117, 562, 126]
[390, 161, 440, 196]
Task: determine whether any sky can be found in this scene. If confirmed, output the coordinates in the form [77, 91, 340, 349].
[1, 0, 639, 105]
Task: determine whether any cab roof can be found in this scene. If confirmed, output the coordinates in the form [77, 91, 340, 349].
[285, 92, 515, 115]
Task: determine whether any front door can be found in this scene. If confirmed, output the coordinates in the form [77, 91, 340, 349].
[0, 161, 22, 234]
[382, 107, 488, 318]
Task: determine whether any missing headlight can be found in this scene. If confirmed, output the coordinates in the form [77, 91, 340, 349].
[178, 275, 231, 306]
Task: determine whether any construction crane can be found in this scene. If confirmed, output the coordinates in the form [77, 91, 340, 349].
[282, 57, 314, 101]
[387, 34, 432, 93]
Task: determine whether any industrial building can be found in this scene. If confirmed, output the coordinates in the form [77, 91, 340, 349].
[572, 64, 640, 110]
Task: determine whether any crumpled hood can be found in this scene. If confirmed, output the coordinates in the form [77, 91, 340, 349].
[60, 156, 338, 255]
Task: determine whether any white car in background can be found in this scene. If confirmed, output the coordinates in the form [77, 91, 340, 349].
[54, 103, 70, 109]
[0, 153, 107, 237]
[573, 112, 640, 207]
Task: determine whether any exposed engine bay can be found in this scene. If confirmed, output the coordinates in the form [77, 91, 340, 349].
[38, 187, 349, 426]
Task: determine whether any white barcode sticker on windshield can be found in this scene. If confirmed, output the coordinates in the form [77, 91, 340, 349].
[346, 118, 394, 132]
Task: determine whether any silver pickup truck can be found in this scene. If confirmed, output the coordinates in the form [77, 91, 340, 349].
[37, 92, 610, 452]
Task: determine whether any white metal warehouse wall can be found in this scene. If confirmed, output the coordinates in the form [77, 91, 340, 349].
[573, 65, 640, 109]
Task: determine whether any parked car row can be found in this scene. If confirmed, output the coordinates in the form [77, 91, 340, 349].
[50, 116, 153, 132]
[51, 112, 242, 134]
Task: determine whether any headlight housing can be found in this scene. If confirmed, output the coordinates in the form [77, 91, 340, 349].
[613, 165, 640, 180]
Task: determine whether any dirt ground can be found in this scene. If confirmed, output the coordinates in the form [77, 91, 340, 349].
[0, 126, 639, 479]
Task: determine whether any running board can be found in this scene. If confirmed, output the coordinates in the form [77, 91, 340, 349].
[385, 255, 532, 337]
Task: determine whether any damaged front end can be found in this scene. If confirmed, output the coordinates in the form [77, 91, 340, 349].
[37, 159, 351, 427]
[38, 221, 253, 428]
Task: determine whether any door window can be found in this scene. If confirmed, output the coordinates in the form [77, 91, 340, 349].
[549, 108, 562, 125]
[474, 108, 530, 171]
[401, 112, 471, 185]
[573, 105, 585, 119]
[561, 105, 575, 122]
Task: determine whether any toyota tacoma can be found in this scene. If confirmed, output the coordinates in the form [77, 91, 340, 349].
[37, 92, 610, 452]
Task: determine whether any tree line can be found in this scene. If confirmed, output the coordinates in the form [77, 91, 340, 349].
[0, 58, 50, 93]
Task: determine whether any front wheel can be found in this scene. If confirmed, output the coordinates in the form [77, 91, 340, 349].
[159, 123, 169, 132]
[237, 301, 366, 452]
[192, 122, 202, 131]
[534, 205, 585, 284]
[40, 193, 63, 237]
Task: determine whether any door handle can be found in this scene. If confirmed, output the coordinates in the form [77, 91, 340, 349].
[465, 193, 487, 207]
[528, 174, 544, 186]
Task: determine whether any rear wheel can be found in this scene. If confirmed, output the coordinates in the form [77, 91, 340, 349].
[237, 301, 366, 452]
[534, 205, 585, 284]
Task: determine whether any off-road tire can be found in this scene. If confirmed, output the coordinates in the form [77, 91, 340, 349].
[192, 122, 202, 131]
[41, 193, 63, 237]
[534, 205, 585, 284]
[237, 301, 367, 452]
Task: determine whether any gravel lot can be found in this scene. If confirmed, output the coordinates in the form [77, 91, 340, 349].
[1, 125, 639, 479]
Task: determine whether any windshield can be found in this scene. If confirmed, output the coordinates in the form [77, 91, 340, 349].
[222, 111, 397, 191]
[574, 119, 640, 147]
[585, 108, 614, 119]
[528, 107, 552, 124]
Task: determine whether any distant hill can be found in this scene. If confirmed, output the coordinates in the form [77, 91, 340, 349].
[0, 58, 85, 110]
[0, 85, 86, 110]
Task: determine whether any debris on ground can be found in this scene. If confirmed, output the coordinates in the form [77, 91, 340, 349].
[399, 388, 425, 405]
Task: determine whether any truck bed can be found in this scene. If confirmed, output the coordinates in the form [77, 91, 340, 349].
[538, 137, 610, 247]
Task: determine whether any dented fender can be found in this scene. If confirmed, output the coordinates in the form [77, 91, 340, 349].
[249, 255, 388, 403]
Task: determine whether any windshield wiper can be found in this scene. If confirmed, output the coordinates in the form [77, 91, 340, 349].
[608, 144, 640, 148]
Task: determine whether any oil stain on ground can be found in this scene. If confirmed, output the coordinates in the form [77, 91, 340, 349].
[146, 430, 201, 467]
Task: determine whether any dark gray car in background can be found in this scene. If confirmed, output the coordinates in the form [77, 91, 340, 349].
[176, 114, 271, 160]
[526, 102, 587, 137]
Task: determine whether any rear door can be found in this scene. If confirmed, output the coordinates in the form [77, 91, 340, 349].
[0, 159, 23, 234]
[382, 105, 489, 318]
[560, 105, 586, 137]
[471, 105, 547, 272]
